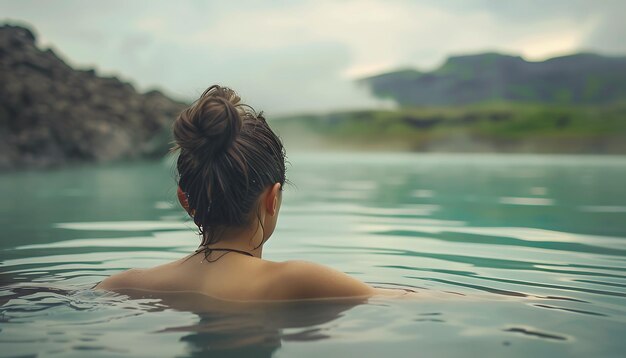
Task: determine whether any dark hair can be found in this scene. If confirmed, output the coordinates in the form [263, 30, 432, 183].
[172, 85, 286, 250]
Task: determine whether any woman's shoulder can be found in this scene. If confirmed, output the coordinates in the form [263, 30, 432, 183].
[94, 268, 144, 290]
[257, 260, 374, 301]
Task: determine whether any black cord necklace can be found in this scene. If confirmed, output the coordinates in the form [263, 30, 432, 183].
[194, 246, 254, 263]
[204, 247, 254, 257]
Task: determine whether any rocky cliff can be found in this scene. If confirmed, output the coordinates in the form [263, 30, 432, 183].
[0, 24, 187, 170]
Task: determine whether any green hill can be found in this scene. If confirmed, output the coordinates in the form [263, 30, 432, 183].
[360, 52, 626, 106]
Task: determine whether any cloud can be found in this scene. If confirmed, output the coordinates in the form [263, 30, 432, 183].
[1, 0, 624, 113]
[581, 2, 626, 54]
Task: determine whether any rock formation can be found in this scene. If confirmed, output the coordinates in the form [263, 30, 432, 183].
[0, 24, 187, 170]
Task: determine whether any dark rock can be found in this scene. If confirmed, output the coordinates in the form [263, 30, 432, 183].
[0, 24, 187, 170]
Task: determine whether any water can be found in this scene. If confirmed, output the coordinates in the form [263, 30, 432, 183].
[1, 153, 625, 357]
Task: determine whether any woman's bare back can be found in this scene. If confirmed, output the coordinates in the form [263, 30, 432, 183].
[95, 252, 376, 301]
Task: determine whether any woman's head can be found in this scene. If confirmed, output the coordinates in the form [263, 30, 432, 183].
[172, 85, 286, 247]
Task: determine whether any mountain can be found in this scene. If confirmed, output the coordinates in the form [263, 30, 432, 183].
[360, 52, 626, 106]
[0, 24, 187, 170]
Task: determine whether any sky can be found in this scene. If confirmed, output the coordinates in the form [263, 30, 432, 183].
[1, 0, 625, 114]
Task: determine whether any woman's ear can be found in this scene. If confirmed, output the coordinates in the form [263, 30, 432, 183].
[265, 183, 281, 216]
[177, 186, 191, 214]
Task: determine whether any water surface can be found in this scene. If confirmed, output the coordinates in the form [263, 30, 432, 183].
[1, 153, 625, 357]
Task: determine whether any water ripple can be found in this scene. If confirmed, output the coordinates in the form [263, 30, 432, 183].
[1, 154, 625, 357]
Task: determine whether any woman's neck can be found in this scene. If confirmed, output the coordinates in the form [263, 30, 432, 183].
[201, 223, 265, 259]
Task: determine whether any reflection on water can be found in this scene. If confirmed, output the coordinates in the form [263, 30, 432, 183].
[0, 283, 363, 357]
[1, 153, 626, 357]
[143, 291, 363, 357]
[110, 289, 362, 357]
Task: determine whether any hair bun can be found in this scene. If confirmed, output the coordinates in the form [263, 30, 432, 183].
[173, 85, 243, 158]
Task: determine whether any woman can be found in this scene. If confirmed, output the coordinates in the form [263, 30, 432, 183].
[96, 85, 407, 301]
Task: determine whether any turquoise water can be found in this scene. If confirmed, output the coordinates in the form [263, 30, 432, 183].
[1, 153, 625, 357]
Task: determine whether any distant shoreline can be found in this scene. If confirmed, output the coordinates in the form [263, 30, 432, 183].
[273, 102, 626, 155]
